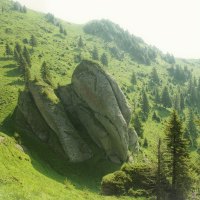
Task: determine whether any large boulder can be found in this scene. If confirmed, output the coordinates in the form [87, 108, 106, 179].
[16, 60, 138, 163]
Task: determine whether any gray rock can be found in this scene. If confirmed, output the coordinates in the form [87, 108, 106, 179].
[16, 60, 138, 163]
[59, 60, 133, 163]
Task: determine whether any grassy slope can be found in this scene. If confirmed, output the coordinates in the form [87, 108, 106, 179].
[0, 0, 200, 199]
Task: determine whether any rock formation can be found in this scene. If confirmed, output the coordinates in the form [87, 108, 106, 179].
[15, 60, 138, 163]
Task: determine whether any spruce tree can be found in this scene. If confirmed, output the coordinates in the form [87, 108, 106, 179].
[41, 61, 52, 86]
[133, 114, 143, 138]
[150, 67, 159, 84]
[30, 35, 37, 48]
[100, 53, 108, 66]
[161, 86, 171, 108]
[59, 24, 64, 34]
[143, 138, 148, 148]
[131, 71, 137, 85]
[18, 53, 28, 73]
[78, 36, 84, 48]
[23, 46, 31, 67]
[154, 88, 160, 104]
[141, 90, 150, 119]
[180, 93, 185, 110]
[185, 109, 198, 146]
[92, 46, 99, 60]
[165, 111, 191, 200]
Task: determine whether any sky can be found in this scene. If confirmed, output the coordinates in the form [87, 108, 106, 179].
[17, 0, 200, 59]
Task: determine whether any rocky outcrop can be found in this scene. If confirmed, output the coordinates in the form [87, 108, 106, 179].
[15, 60, 138, 163]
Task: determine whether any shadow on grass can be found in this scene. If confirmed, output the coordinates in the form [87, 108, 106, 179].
[5, 68, 21, 77]
[8, 79, 24, 86]
[1, 112, 120, 194]
[2, 63, 16, 69]
[0, 57, 13, 62]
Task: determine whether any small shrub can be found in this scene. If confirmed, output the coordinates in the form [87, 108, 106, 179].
[101, 171, 131, 196]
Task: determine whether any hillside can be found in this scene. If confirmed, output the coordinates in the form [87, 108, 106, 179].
[0, 0, 200, 199]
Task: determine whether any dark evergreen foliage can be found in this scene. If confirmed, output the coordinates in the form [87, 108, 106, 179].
[30, 35, 37, 47]
[161, 86, 172, 108]
[84, 19, 157, 65]
[92, 46, 99, 60]
[100, 53, 108, 66]
[165, 111, 191, 200]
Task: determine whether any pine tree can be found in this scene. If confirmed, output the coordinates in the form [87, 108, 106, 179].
[22, 5, 27, 13]
[23, 46, 31, 67]
[154, 89, 160, 104]
[5, 43, 13, 57]
[150, 67, 160, 84]
[63, 29, 67, 36]
[133, 114, 143, 138]
[143, 138, 148, 148]
[59, 24, 64, 34]
[185, 109, 198, 146]
[131, 71, 137, 85]
[30, 35, 37, 48]
[180, 93, 185, 110]
[100, 53, 108, 66]
[141, 90, 150, 119]
[18, 53, 28, 74]
[92, 46, 99, 60]
[173, 93, 180, 112]
[41, 61, 52, 86]
[161, 86, 171, 108]
[165, 111, 191, 200]
[78, 36, 84, 48]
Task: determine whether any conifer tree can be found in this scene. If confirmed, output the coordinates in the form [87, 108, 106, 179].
[131, 71, 137, 85]
[143, 138, 148, 148]
[30, 35, 37, 48]
[100, 53, 108, 66]
[161, 86, 171, 108]
[18, 53, 28, 73]
[63, 29, 67, 36]
[22, 5, 27, 13]
[180, 93, 185, 110]
[41, 61, 52, 86]
[133, 114, 143, 138]
[155, 89, 160, 104]
[23, 46, 31, 67]
[141, 90, 150, 119]
[59, 24, 64, 34]
[165, 111, 191, 200]
[150, 67, 159, 84]
[92, 46, 99, 60]
[78, 36, 84, 48]
[185, 109, 198, 146]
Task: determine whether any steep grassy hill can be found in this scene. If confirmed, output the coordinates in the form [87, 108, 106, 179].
[0, 0, 200, 199]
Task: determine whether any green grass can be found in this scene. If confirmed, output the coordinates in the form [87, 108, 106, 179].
[0, 131, 143, 200]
